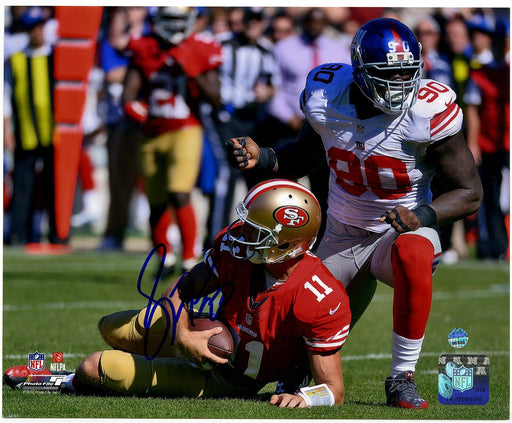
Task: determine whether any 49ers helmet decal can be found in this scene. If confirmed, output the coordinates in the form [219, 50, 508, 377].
[227, 179, 321, 264]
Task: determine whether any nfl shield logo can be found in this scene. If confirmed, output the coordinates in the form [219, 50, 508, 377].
[453, 365, 473, 392]
[28, 351, 45, 371]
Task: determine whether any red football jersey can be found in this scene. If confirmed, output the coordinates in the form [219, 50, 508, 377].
[127, 33, 222, 136]
[469, 66, 510, 153]
[203, 225, 351, 384]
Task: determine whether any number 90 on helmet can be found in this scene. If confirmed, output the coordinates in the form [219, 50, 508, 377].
[227, 179, 321, 264]
[351, 18, 423, 114]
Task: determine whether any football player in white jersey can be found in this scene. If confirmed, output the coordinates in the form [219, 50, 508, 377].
[226, 17, 483, 409]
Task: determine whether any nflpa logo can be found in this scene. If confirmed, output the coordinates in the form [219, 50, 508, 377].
[51, 351, 66, 371]
[52, 352, 64, 363]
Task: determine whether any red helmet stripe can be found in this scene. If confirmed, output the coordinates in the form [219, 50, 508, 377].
[244, 179, 319, 208]
[390, 27, 403, 52]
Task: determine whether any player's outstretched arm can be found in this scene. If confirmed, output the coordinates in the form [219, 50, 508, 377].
[308, 350, 345, 405]
[269, 350, 344, 407]
[225, 121, 325, 179]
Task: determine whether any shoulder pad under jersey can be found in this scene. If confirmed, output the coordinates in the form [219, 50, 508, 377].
[407, 79, 463, 141]
[300, 63, 353, 114]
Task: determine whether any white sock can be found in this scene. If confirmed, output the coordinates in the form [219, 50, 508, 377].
[390, 331, 424, 378]
[82, 190, 100, 218]
[163, 253, 177, 268]
[182, 257, 197, 271]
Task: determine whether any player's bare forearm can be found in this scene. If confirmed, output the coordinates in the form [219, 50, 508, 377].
[427, 130, 483, 224]
[308, 350, 345, 405]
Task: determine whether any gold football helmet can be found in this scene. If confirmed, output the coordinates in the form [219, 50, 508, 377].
[227, 179, 322, 264]
[153, 7, 197, 45]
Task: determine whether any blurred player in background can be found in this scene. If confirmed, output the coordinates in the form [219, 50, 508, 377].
[464, 13, 510, 261]
[226, 18, 483, 408]
[122, 7, 223, 275]
[96, 7, 151, 251]
[63, 180, 351, 407]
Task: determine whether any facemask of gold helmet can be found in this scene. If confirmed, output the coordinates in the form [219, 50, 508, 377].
[153, 6, 197, 46]
[227, 179, 321, 264]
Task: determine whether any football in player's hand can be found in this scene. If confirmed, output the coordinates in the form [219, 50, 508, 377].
[190, 317, 234, 359]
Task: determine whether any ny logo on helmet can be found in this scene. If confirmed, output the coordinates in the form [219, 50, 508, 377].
[274, 207, 309, 227]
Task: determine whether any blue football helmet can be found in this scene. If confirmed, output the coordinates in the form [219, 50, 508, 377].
[351, 18, 423, 114]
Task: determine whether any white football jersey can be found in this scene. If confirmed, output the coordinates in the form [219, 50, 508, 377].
[300, 64, 463, 233]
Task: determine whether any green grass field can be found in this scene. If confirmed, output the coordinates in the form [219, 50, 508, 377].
[2, 242, 510, 420]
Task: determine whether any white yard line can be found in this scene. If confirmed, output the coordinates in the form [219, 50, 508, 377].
[3, 300, 143, 311]
[342, 350, 509, 361]
[5, 350, 509, 361]
[4, 286, 508, 312]
[373, 287, 509, 302]
[4, 352, 86, 360]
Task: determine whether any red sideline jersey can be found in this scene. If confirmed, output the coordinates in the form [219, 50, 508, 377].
[203, 224, 351, 384]
[468, 66, 510, 153]
[127, 33, 222, 136]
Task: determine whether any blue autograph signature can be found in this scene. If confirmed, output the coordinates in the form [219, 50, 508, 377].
[136, 245, 225, 360]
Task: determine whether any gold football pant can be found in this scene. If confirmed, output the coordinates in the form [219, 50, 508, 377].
[98, 350, 259, 398]
[98, 306, 180, 358]
[97, 305, 261, 398]
[140, 126, 203, 203]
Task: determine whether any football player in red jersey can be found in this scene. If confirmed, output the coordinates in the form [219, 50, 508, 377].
[69, 179, 351, 407]
[123, 7, 223, 275]
[226, 18, 483, 408]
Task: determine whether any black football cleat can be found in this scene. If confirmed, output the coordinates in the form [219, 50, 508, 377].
[385, 371, 428, 409]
